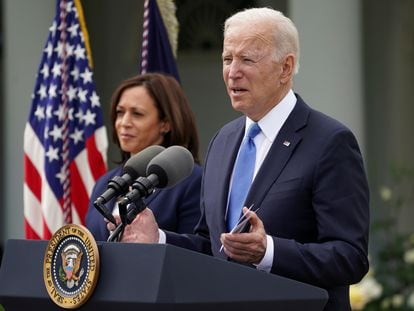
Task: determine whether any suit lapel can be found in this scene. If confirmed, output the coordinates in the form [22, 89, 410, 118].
[245, 97, 310, 209]
[214, 119, 245, 233]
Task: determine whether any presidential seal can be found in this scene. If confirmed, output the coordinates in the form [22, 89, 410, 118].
[43, 224, 100, 309]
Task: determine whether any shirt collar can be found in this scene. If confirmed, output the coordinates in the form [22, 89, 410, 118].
[245, 89, 297, 142]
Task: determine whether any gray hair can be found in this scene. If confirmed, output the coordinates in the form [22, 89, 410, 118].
[224, 7, 300, 74]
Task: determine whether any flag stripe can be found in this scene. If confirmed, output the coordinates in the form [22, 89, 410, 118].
[71, 203, 81, 225]
[24, 124, 45, 180]
[24, 154, 42, 202]
[42, 179, 64, 234]
[86, 129, 107, 181]
[42, 222, 53, 240]
[23, 183, 43, 238]
[24, 0, 107, 239]
[74, 148, 95, 197]
[70, 161, 89, 222]
[24, 218, 41, 240]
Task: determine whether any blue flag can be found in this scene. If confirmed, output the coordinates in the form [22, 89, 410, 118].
[140, 0, 180, 81]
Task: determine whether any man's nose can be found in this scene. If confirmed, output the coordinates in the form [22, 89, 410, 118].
[228, 60, 242, 79]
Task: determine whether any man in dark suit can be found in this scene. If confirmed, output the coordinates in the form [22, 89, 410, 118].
[113, 7, 370, 311]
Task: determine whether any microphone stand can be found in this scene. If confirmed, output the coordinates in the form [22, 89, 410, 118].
[107, 198, 147, 242]
[94, 199, 117, 225]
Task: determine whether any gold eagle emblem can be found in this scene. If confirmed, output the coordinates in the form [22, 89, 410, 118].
[60, 244, 84, 288]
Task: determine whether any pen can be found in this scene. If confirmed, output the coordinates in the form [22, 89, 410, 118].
[220, 204, 260, 252]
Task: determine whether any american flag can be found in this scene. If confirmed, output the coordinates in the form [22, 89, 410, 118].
[23, 0, 108, 239]
[140, 0, 180, 81]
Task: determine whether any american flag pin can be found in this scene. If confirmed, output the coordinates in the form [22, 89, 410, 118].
[283, 141, 291, 147]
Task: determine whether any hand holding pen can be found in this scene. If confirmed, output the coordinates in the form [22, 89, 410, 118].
[220, 204, 261, 252]
[219, 205, 267, 264]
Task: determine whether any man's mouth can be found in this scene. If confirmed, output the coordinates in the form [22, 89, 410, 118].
[231, 87, 247, 94]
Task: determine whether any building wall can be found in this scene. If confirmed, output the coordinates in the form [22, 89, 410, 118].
[290, 0, 364, 151]
[363, 0, 414, 232]
[2, 0, 55, 241]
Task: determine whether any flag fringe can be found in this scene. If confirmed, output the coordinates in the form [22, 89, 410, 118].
[74, 0, 94, 68]
[156, 0, 179, 58]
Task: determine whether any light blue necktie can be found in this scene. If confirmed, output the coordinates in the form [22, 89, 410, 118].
[226, 123, 261, 231]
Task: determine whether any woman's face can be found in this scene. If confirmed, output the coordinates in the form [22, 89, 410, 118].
[115, 85, 170, 156]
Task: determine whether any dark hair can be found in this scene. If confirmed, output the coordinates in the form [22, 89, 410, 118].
[109, 73, 200, 164]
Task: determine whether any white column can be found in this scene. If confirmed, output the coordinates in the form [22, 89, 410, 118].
[3, 0, 55, 240]
[289, 0, 365, 152]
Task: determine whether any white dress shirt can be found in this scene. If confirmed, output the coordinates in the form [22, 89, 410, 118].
[245, 90, 297, 271]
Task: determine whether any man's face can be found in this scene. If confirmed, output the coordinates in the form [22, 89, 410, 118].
[222, 23, 289, 121]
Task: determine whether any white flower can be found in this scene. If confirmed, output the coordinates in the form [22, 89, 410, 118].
[379, 186, 392, 201]
[381, 297, 390, 309]
[404, 248, 414, 264]
[350, 285, 367, 310]
[350, 274, 383, 309]
[407, 291, 414, 308]
[391, 294, 404, 308]
[410, 234, 414, 245]
[361, 276, 383, 300]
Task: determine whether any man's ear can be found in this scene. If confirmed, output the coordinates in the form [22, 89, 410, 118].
[280, 54, 295, 83]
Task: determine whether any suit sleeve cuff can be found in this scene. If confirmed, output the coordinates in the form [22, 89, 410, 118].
[255, 235, 274, 272]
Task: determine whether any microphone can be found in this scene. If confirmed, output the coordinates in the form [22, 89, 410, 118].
[118, 145, 194, 221]
[107, 146, 194, 242]
[93, 145, 165, 224]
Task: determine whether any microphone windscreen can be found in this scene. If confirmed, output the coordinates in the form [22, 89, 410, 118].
[146, 145, 194, 188]
[123, 145, 165, 179]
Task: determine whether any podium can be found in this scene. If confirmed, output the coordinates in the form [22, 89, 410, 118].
[0, 239, 328, 310]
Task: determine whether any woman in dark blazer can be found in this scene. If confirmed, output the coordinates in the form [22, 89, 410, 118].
[86, 73, 202, 241]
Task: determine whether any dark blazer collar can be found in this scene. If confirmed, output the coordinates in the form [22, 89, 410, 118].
[213, 94, 311, 233]
[245, 93, 310, 208]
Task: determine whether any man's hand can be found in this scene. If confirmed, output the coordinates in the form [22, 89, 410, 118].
[106, 208, 160, 243]
[220, 207, 267, 264]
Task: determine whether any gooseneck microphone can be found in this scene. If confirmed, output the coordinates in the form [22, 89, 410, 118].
[119, 145, 194, 208]
[107, 146, 194, 242]
[93, 145, 165, 224]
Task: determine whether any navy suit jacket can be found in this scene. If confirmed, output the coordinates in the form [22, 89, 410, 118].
[86, 164, 202, 241]
[165, 95, 370, 311]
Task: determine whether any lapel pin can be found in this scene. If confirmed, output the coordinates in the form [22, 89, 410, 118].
[283, 140, 291, 147]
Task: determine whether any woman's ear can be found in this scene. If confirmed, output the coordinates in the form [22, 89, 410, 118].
[160, 120, 171, 135]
